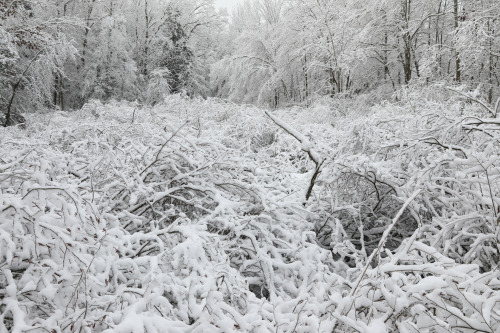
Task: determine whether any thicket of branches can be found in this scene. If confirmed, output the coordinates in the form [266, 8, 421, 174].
[215, 0, 500, 107]
[1, 88, 499, 332]
[1, 0, 221, 124]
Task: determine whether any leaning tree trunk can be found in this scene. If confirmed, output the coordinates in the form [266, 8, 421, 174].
[4, 82, 20, 127]
[3, 49, 43, 127]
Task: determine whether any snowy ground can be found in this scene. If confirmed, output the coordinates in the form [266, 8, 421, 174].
[1, 92, 500, 332]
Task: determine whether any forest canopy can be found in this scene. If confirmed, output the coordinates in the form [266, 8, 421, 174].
[1, 0, 499, 114]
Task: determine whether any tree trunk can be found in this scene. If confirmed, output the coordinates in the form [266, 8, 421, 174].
[303, 54, 308, 101]
[488, 19, 494, 103]
[81, 0, 96, 68]
[401, 0, 412, 84]
[4, 82, 19, 127]
[454, 0, 461, 82]
[143, 0, 150, 76]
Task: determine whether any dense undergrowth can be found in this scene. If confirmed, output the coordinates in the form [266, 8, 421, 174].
[1, 88, 500, 332]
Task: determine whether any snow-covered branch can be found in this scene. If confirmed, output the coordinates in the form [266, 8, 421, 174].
[265, 110, 324, 201]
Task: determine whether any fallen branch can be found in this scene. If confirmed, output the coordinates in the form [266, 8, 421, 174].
[265, 110, 324, 201]
[447, 86, 500, 118]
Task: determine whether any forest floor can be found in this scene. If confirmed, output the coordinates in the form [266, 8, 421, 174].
[1, 88, 500, 332]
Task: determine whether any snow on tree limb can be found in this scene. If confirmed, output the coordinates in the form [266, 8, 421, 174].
[446, 86, 499, 118]
[265, 110, 322, 165]
[265, 110, 324, 201]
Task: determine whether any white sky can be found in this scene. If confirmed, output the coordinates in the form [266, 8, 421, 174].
[214, 0, 243, 12]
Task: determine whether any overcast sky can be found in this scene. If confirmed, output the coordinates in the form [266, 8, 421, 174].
[214, 0, 242, 12]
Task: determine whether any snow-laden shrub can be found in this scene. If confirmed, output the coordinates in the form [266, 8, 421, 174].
[304, 88, 499, 272]
[330, 237, 500, 333]
[1, 93, 500, 332]
[0, 101, 343, 332]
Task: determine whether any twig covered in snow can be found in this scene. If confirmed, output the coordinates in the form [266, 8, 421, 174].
[343, 189, 421, 312]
